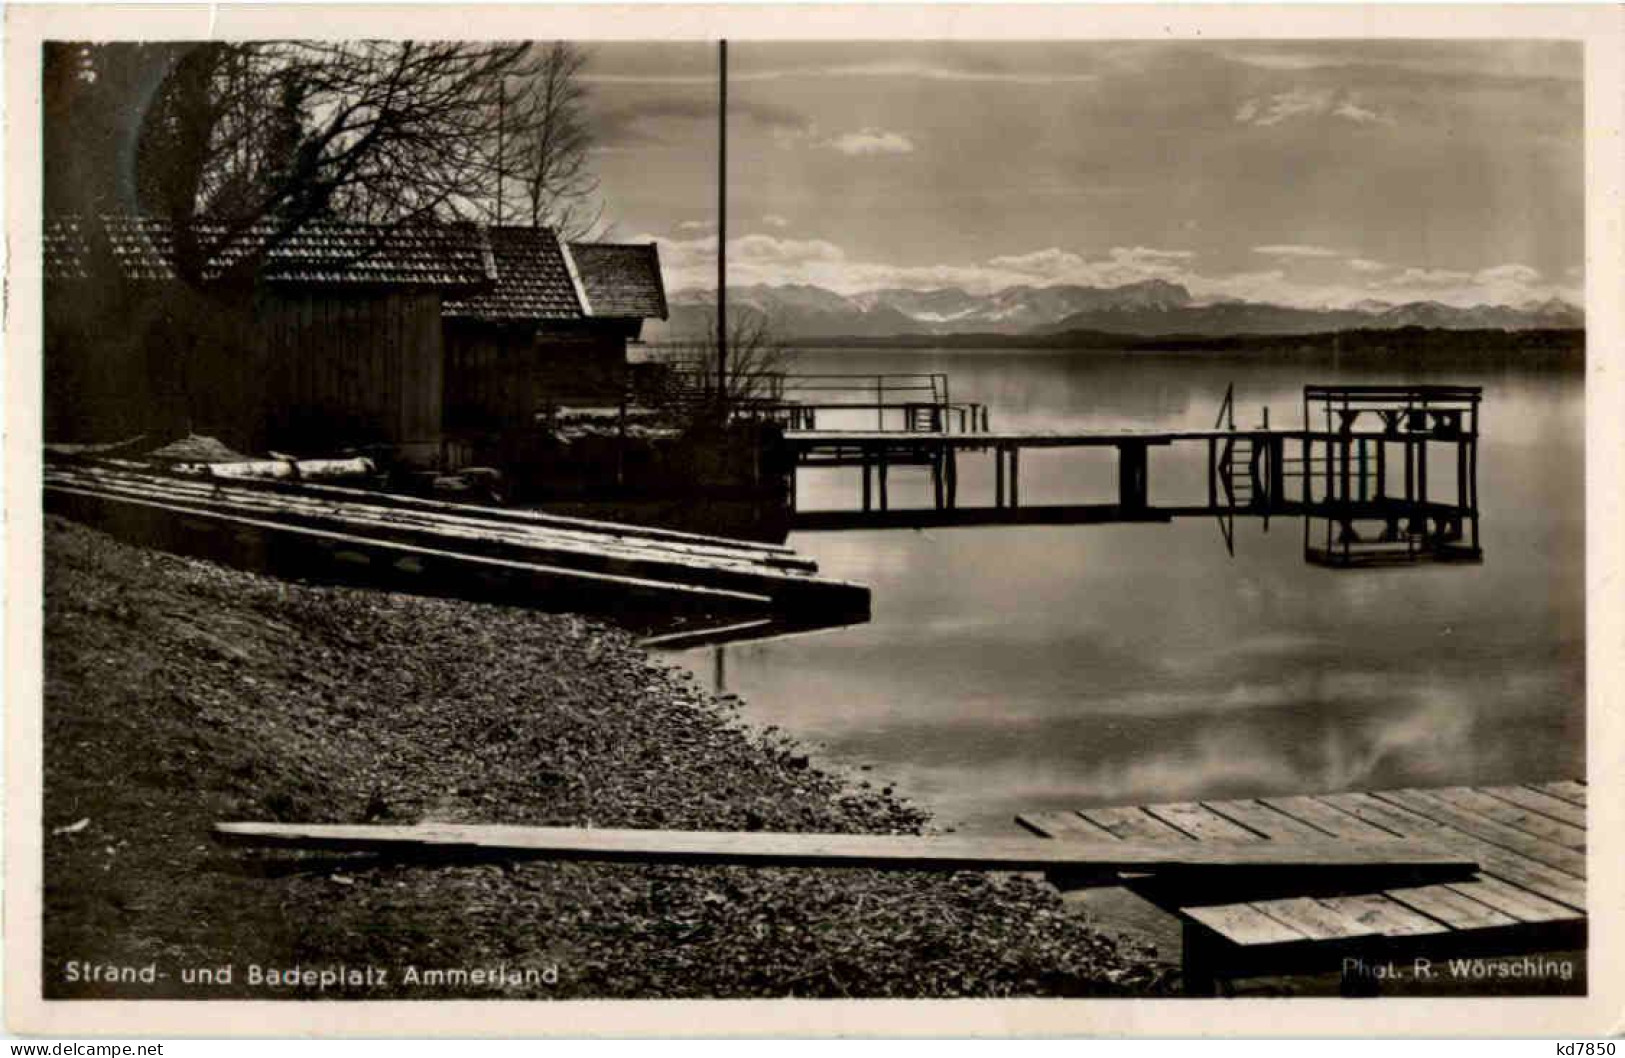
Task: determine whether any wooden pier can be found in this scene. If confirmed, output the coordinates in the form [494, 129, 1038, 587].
[788, 385, 1483, 567]
[1019, 779, 1586, 996]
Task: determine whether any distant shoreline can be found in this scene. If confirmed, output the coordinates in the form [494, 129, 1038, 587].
[655, 326, 1585, 362]
[650, 326, 1586, 372]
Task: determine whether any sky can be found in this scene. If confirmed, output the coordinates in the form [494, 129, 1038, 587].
[577, 40, 1584, 309]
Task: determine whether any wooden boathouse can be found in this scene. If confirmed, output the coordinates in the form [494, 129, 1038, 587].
[441, 230, 668, 439]
[43, 215, 493, 464]
[44, 216, 670, 470]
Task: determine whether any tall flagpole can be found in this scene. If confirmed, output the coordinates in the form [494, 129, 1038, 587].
[717, 39, 728, 408]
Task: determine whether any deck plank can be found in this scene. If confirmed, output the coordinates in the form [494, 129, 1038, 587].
[1481, 786, 1587, 830]
[1428, 787, 1587, 850]
[1319, 793, 1585, 911]
[1182, 904, 1311, 947]
[1016, 811, 1113, 841]
[1202, 799, 1332, 842]
[1317, 894, 1450, 936]
[217, 822, 1468, 874]
[1077, 806, 1194, 843]
[1248, 897, 1380, 941]
[1373, 789, 1585, 878]
[1535, 781, 1587, 808]
[1144, 802, 1265, 842]
[1446, 876, 1583, 925]
[1258, 794, 1402, 840]
[1384, 884, 1519, 930]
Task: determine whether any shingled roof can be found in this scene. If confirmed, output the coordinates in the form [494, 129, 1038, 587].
[569, 242, 669, 320]
[441, 226, 584, 323]
[43, 215, 495, 292]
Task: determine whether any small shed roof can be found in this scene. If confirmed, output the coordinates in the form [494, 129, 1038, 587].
[568, 242, 669, 320]
[44, 215, 495, 292]
[441, 226, 584, 323]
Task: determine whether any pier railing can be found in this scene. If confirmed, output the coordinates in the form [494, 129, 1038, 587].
[652, 363, 990, 434]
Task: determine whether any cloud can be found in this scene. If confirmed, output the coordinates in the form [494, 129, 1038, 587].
[826, 128, 915, 156]
[1332, 100, 1384, 124]
[762, 214, 790, 229]
[1390, 267, 1474, 287]
[1348, 258, 1387, 273]
[1235, 88, 1393, 127]
[675, 220, 714, 233]
[650, 235, 1199, 296]
[1219, 42, 1582, 84]
[647, 233, 1580, 311]
[1474, 263, 1541, 285]
[585, 60, 1100, 87]
[1253, 244, 1341, 258]
[597, 97, 812, 147]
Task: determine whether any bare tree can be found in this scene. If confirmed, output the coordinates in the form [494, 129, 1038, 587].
[652, 308, 788, 423]
[132, 41, 535, 284]
[474, 42, 601, 237]
[515, 43, 601, 237]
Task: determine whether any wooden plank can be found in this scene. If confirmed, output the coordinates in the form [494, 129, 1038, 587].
[1446, 876, 1582, 925]
[1247, 897, 1379, 941]
[1258, 794, 1401, 840]
[1384, 884, 1519, 931]
[1077, 805, 1194, 843]
[1180, 903, 1311, 948]
[1537, 780, 1587, 808]
[1145, 802, 1265, 842]
[46, 473, 865, 612]
[46, 485, 776, 611]
[1320, 792, 1585, 911]
[1372, 789, 1585, 878]
[1429, 787, 1586, 850]
[55, 463, 811, 570]
[1015, 811, 1114, 841]
[73, 456, 803, 556]
[213, 822, 1476, 875]
[1202, 799, 1332, 842]
[1316, 894, 1450, 937]
[1481, 785, 1587, 830]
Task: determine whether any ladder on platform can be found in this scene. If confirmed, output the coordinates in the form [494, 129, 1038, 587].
[1217, 435, 1257, 508]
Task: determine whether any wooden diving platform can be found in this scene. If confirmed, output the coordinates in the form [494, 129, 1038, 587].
[1018, 779, 1586, 995]
[788, 384, 1484, 538]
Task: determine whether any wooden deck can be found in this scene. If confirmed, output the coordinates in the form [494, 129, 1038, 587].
[45, 459, 870, 621]
[1018, 780, 1587, 995]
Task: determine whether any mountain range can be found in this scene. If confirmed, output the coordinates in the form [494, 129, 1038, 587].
[654, 279, 1583, 342]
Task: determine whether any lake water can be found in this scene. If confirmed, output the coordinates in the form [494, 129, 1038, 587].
[671, 348, 1585, 834]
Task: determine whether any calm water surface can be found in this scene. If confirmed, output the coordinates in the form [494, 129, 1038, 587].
[673, 349, 1585, 833]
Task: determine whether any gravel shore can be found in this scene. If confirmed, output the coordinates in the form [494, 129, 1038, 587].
[42, 516, 1172, 999]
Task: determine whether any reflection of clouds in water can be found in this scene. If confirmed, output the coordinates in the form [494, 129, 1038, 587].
[1078, 668, 1395, 718]
[1156, 631, 1330, 676]
[718, 352, 1581, 831]
[1020, 692, 1482, 810]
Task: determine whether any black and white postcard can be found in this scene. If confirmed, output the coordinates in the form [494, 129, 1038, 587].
[5, 2, 1622, 1038]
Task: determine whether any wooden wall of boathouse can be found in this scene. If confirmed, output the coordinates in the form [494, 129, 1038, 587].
[443, 321, 634, 433]
[45, 280, 449, 465]
[258, 288, 445, 464]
